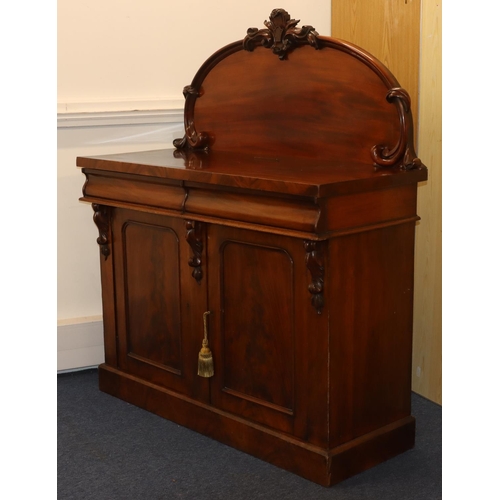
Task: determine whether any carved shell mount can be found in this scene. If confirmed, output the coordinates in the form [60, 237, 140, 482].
[244, 8, 320, 60]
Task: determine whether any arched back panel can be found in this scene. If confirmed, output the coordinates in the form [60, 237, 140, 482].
[174, 10, 419, 170]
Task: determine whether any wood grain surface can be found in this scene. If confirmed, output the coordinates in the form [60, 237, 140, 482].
[332, 0, 441, 405]
[331, 0, 421, 135]
[412, 0, 442, 404]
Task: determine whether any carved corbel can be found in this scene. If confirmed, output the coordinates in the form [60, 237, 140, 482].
[244, 8, 320, 60]
[304, 240, 325, 314]
[185, 220, 204, 284]
[92, 204, 111, 260]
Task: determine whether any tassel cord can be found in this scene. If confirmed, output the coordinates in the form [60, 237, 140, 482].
[198, 311, 214, 378]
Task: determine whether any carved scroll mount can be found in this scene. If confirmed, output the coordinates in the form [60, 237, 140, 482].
[92, 203, 111, 260]
[173, 146, 209, 169]
[182, 85, 201, 99]
[185, 220, 204, 284]
[304, 240, 325, 315]
[173, 85, 211, 151]
[244, 9, 320, 60]
[371, 87, 422, 171]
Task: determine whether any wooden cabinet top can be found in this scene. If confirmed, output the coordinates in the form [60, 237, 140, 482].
[77, 148, 427, 198]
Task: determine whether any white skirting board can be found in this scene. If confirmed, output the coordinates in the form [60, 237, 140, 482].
[57, 317, 104, 372]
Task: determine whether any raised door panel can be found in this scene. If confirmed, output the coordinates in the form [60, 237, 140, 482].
[112, 209, 209, 401]
[220, 240, 295, 413]
[123, 221, 181, 371]
[207, 225, 329, 444]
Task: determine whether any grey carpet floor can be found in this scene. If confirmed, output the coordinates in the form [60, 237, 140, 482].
[58, 368, 441, 499]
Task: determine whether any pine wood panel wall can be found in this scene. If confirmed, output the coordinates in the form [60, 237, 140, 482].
[332, 0, 442, 404]
[331, 0, 421, 132]
[411, 0, 442, 405]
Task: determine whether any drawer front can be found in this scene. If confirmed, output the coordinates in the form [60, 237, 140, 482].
[83, 170, 185, 211]
[186, 186, 319, 233]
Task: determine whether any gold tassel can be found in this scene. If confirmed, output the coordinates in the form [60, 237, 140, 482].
[198, 311, 214, 378]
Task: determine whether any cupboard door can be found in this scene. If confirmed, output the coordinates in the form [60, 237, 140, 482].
[112, 209, 209, 402]
[207, 225, 329, 443]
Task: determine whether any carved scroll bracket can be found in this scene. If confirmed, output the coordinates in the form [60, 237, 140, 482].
[173, 147, 209, 169]
[371, 87, 422, 171]
[92, 203, 111, 260]
[185, 220, 204, 284]
[173, 85, 211, 151]
[244, 9, 320, 60]
[304, 240, 325, 315]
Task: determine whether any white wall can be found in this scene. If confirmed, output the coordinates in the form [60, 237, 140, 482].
[57, 1, 331, 370]
[58, 1, 331, 113]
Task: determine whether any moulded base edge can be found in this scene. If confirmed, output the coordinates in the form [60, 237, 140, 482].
[98, 363, 415, 487]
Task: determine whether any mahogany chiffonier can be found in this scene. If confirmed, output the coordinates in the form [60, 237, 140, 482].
[77, 9, 427, 486]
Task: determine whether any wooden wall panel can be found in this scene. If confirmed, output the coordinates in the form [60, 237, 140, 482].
[331, 0, 442, 404]
[412, 0, 442, 405]
[331, 0, 421, 134]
